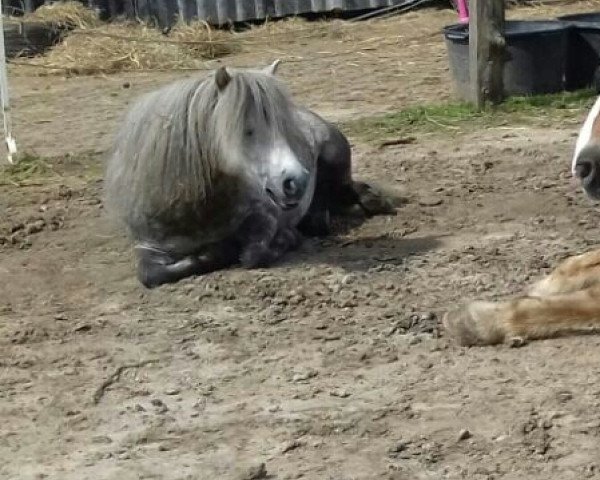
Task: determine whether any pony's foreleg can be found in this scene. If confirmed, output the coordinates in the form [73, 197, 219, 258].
[237, 200, 304, 268]
[443, 285, 600, 346]
[136, 242, 237, 289]
[307, 129, 394, 221]
[268, 226, 303, 258]
[298, 187, 331, 237]
[236, 205, 280, 268]
[310, 177, 395, 218]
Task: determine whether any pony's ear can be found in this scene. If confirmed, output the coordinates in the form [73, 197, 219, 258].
[263, 59, 281, 76]
[215, 66, 232, 91]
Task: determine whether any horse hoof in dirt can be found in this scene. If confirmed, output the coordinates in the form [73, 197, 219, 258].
[104, 60, 393, 288]
[443, 303, 509, 347]
[351, 181, 396, 216]
[443, 94, 600, 346]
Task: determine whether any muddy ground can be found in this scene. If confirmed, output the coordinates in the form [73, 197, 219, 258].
[4, 2, 600, 479]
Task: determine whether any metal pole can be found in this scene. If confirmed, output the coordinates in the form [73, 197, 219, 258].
[0, 0, 18, 163]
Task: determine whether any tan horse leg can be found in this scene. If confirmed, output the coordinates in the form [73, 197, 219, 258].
[528, 249, 600, 296]
[443, 248, 600, 346]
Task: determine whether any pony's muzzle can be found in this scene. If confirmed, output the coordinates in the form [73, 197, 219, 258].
[574, 144, 600, 200]
[265, 166, 309, 210]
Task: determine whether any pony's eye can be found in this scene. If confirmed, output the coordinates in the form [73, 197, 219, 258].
[245, 128, 254, 137]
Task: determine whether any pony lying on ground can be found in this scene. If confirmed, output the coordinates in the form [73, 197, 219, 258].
[444, 95, 600, 346]
[104, 60, 393, 288]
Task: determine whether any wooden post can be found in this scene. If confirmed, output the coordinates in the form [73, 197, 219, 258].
[469, 0, 506, 109]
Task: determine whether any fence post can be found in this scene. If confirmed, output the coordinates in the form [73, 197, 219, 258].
[469, 0, 506, 109]
[0, 0, 17, 163]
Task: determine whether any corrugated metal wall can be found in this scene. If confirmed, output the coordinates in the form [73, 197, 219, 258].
[4, 0, 411, 27]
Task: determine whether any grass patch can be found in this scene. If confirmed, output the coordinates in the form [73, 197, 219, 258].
[344, 89, 598, 144]
[0, 153, 54, 184]
[0, 151, 104, 186]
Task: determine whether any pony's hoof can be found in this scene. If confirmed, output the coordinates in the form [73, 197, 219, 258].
[443, 302, 506, 346]
[137, 266, 164, 289]
[274, 227, 303, 250]
[240, 243, 273, 269]
[354, 181, 395, 216]
[136, 254, 200, 289]
[135, 246, 176, 289]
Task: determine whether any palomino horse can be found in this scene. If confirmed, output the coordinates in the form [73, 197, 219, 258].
[444, 95, 600, 346]
[104, 60, 392, 289]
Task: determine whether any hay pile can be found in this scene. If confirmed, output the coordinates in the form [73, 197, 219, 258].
[244, 17, 352, 43]
[23, 1, 101, 29]
[16, 3, 240, 75]
[14, 2, 350, 76]
[24, 21, 239, 75]
[170, 20, 241, 59]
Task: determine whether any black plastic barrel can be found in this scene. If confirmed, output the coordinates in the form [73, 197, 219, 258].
[443, 20, 569, 99]
[557, 13, 600, 91]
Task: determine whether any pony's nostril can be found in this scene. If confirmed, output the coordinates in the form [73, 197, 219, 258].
[575, 160, 593, 180]
[283, 178, 298, 197]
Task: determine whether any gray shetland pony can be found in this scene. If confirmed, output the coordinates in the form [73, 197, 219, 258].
[105, 60, 392, 288]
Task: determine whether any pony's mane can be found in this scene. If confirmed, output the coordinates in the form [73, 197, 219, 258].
[104, 66, 308, 231]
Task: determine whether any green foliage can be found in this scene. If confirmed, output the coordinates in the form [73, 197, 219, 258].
[344, 89, 598, 143]
[0, 153, 53, 184]
[0, 151, 104, 186]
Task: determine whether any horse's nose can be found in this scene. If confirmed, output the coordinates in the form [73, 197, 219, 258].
[574, 144, 600, 200]
[282, 170, 309, 201]
[575, 158, 594, 181]
[574, 145, 600, 185]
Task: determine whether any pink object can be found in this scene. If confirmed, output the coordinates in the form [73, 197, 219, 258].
[456, 0, 469, 23]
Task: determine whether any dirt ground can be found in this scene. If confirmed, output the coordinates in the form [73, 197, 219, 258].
[4, 2, 600, 479]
